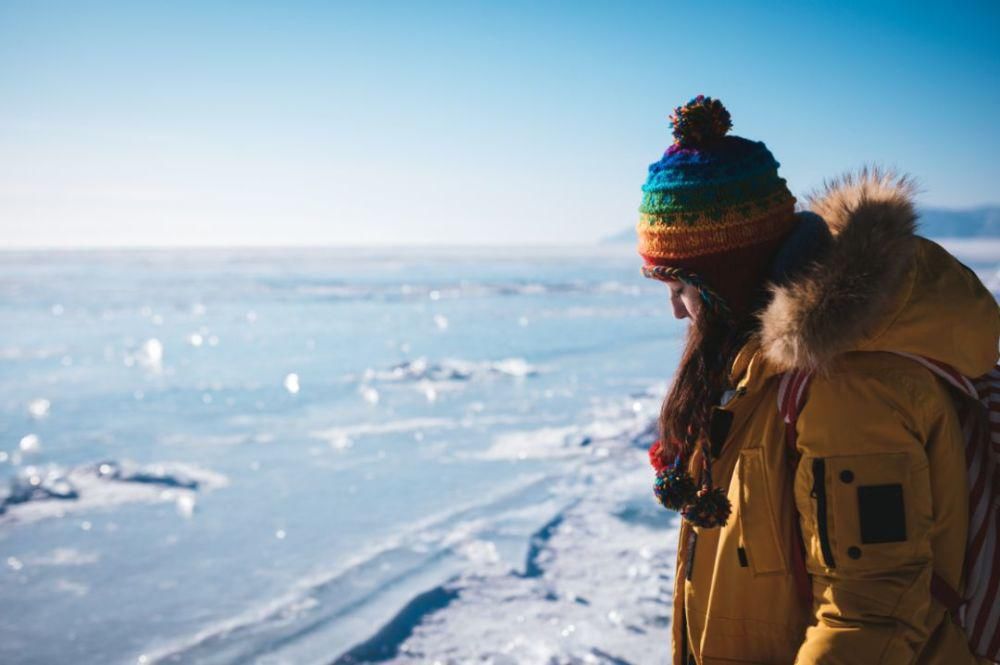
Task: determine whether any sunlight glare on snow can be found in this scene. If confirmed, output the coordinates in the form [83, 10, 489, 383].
[19, 434, 41, 453]
[136, 339, 164, 373]
[27, 399, 51, 419]
[359, 385, 380, 404]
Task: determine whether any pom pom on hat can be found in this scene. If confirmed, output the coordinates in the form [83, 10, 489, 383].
[668, 94, 732, 148]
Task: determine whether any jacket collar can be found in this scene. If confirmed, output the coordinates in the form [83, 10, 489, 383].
[730, 165, 920, 386]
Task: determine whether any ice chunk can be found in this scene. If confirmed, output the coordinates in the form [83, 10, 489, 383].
[19, 434, 41, 454]
[27, 399, 51, 419]
[0, 459, 227, 523]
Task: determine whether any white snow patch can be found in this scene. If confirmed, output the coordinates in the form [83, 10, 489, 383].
[384, 445, 678, 664]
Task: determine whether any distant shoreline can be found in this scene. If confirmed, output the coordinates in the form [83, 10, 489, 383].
[2, 236, 998, 253]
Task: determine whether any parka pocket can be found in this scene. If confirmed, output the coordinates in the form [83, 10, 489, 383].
[735, 448, 786, 575]
[797, 452, 931, 574]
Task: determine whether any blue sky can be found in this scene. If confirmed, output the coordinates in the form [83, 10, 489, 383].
[2, 0, 998, 247]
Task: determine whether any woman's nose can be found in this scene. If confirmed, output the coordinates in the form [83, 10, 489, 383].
[670, 296, 689, 319]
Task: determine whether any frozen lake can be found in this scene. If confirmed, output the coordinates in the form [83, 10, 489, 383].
[0, 241, 996, 664]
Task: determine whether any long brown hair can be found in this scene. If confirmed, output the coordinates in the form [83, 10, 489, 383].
[657, 302, 758, 462]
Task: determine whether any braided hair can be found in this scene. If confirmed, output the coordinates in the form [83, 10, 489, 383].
[655, 284, 759, 463]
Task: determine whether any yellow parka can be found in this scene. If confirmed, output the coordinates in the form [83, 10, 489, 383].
[671, 169, 1000, 665]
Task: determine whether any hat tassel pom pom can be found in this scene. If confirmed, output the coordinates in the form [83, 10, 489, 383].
[649, 438, 731, 527]
[654, 462, 699, 511]
[681, 486, 732, 528]
[650, 443, 698, 511]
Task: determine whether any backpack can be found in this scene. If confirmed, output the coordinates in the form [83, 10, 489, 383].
[778, 354, 1000, 663]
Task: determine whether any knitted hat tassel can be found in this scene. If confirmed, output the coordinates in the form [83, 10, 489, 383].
[653, 453, 698, 511]
[680, 442, 732, 528]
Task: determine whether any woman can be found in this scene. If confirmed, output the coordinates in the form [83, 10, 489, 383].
[639, 96, 1000, 664]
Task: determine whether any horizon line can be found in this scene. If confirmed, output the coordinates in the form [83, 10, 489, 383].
[4, 236, 1000, 253]
[0, 240, 629, 252]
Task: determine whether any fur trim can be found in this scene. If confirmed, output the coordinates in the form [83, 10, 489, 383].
[758, 164, 921, 372]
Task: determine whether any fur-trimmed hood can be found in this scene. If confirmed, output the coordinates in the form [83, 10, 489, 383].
[746, 165, 999, 379]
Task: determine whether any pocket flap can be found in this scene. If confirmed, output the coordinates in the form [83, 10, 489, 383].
[737, 448, 787, 575]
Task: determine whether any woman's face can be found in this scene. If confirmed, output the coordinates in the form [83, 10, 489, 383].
[666, 279, 702, 320]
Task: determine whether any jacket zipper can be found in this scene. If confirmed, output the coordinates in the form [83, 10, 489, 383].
[810, 458, 836, 569]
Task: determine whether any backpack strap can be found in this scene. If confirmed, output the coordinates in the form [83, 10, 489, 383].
[890, 351, 978, 398]
[930, 573, 965, 619]
[777, 370, 815, 611]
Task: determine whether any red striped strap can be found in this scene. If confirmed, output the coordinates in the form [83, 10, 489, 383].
[891, 351, 978, 398]
[778, 370, 815, 611]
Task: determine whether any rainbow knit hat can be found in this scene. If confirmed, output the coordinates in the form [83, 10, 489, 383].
[638, 95, 798, 321]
